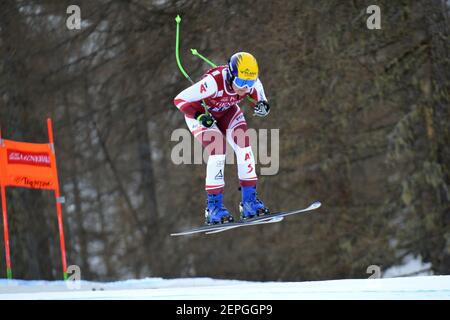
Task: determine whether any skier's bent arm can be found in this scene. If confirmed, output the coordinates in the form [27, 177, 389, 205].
[173, 74, 218, 118]
[250, 78, 270, 117]
[251, 78, 267, 103]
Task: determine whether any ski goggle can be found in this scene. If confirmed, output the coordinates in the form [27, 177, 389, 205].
[233, 76, 257, 89]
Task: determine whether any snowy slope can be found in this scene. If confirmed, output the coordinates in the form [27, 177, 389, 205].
[1, 275, 449, 300]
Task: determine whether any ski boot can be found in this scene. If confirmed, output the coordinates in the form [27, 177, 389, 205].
[239, 185, 270, 220]
[205, 193, 234, 225]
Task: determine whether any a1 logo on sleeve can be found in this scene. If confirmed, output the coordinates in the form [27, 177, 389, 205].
[200, 82, 208, 94]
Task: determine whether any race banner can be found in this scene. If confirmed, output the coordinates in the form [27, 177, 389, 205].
[0, 140, 57, 190]
[0, 119, 68, 280]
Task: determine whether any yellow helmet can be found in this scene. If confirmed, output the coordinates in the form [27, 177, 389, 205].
[228, 52, 259, 88]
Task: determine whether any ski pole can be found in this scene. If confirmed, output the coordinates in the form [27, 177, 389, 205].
[175, 15, 211, 117]
[175, 15, 193, 83]
[191, 49, 217, 68]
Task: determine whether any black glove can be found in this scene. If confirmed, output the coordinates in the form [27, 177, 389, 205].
[195, 112, 215, 128]
[254, 100, 270, 117]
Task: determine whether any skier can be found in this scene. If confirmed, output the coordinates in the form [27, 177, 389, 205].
[173, 52, 271, 225]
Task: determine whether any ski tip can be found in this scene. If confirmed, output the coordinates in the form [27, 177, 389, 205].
[311, 201, 322, 209]
[170, 231, 195, 237]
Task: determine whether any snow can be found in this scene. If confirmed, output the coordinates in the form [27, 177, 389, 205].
[382, 254, 433, 278]
[0, 275, 449, 300]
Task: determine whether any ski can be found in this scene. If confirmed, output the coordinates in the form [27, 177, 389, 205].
[204, 216, 284, 234]
[170, 201, 321, 236]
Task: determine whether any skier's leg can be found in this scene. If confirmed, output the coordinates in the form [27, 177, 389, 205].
[223, 107, 257, 186]
[222, 107, 270, 219]
[218, 106, 257, 186]
[185, 116, 232, 224]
